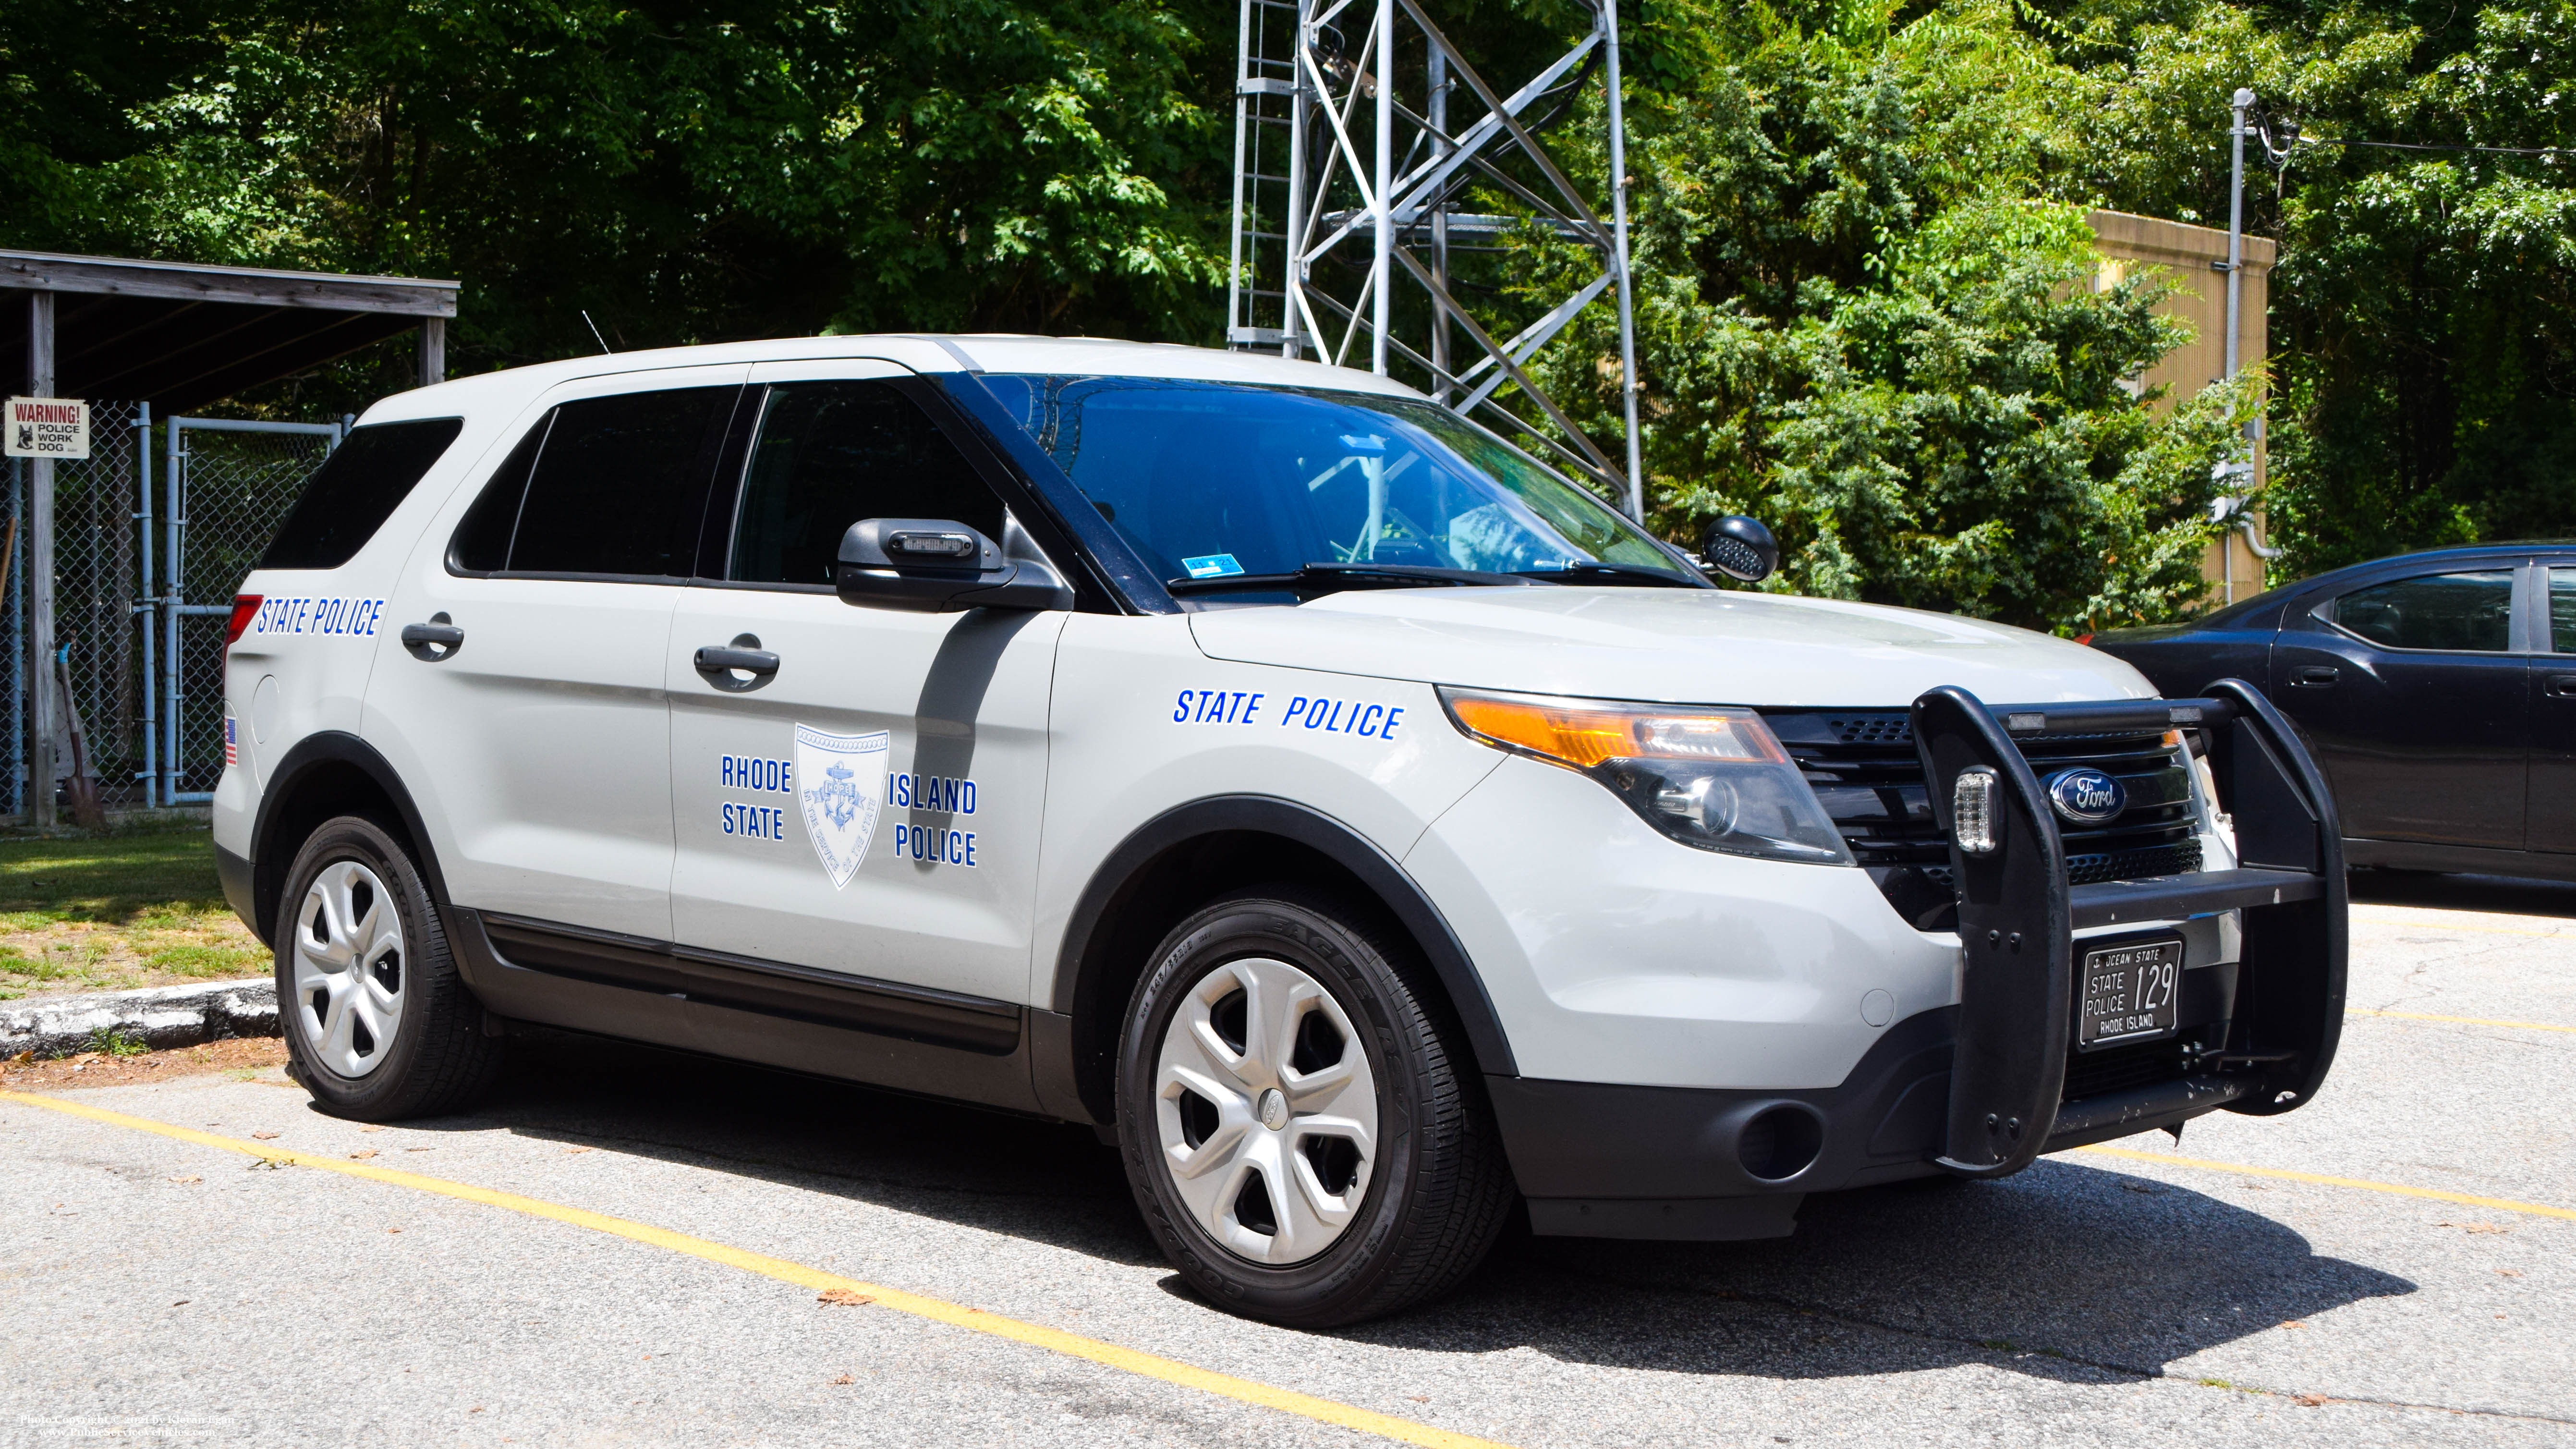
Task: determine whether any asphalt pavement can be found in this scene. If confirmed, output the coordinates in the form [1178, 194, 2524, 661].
[3, 872, 2569, 1448]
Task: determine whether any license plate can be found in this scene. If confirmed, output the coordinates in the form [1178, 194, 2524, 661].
[2078, 938, 2182, 1048]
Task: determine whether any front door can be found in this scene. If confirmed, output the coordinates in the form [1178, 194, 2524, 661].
[2269, 565, 2528, 849]
[665, 363, 1065, 1004]
[2527, 564, 2576, 853]
[366, 367, 744, 936]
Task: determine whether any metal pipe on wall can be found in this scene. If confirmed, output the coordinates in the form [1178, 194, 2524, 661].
[135, 403, 157, 809]
[26, 289, 55, 828]
[162, 417, 181, 806]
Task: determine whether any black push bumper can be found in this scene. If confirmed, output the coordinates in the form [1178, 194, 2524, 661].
[1913, 678, 2345, 1177]
[1495, 679, 2345, 1236]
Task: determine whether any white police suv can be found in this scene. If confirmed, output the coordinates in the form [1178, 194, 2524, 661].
[216, 336, 2346, 1326]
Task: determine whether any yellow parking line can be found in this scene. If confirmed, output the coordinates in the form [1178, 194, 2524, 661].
[2075, 1145, 2576, 1221]
[2347, 1008, 2575, 1033]
[0, 1089, 1514, 1449]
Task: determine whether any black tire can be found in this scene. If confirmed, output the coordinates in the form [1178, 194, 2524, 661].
[274, 815, 499, 1120]
[1115, 885, 1514, 1327]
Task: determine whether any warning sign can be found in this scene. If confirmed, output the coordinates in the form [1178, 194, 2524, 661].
[6, 397, 90, 460]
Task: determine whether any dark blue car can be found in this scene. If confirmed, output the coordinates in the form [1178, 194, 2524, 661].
[2089, 544, 2576, 883]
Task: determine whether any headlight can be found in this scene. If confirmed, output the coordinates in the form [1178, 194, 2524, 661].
[1438, 688, 1853, 865]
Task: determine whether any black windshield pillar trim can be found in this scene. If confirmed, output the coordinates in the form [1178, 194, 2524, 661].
[919, 374, 1175, 615]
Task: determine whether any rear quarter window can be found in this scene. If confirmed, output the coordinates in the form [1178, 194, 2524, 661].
[2330, 570, 2515, 652]
[257, 418, 465, 571]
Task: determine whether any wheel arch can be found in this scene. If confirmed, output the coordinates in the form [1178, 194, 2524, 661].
[250, 731, 447, 943]
[1043, 796, 1517, 1125]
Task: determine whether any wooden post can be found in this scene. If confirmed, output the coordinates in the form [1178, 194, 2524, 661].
[418, 316, 445, 388]
[25, 289, 55, 827]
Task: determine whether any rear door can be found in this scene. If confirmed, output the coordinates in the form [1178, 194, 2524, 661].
[2269, 565, 2528, 849]
[365, 367, 744, 936]
[2527, 561, 2576, 853]
[662, 361, 1067, 1004]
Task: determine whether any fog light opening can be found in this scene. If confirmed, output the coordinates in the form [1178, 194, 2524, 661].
[1738, 1104, 1826, 1182]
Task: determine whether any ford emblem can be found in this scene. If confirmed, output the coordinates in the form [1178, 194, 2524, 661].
[2044, 767, 2126, 825]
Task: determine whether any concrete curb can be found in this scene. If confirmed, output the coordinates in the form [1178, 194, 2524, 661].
[1, 979, 279, 1059]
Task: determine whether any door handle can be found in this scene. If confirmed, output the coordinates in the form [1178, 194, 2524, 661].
[2290, 665, 2339, 688]
[694, 635, 779, 692]
[2547, 674, 2576, 699]
[400, 614, 463, 661]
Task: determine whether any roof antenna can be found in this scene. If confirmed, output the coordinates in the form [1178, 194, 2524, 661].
[581, 310, 614, 353]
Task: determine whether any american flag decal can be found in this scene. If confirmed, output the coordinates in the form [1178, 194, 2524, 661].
[224, 716, 238, 766]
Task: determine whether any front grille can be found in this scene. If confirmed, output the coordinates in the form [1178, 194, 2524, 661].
[2061, 1035, 2193, 1102]
[1762, 709, 2202, 929]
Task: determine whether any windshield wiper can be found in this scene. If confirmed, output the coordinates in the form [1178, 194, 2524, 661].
[1165, 562, 1555, 597]
[1512, 561, 1705, 589]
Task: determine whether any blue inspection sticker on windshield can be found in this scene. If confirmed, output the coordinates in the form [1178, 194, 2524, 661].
[1181, 553, 1246, 580]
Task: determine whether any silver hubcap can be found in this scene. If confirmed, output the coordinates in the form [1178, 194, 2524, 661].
[291, 860, 406, 1078]
[1154, 956, 1378, 1265]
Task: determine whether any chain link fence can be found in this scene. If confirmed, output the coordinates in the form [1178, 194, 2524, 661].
[6, 407, 337, 818]
[53, 401, 150, 811]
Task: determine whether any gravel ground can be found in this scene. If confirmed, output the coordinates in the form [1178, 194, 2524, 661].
[1, 872, 2567, 1449]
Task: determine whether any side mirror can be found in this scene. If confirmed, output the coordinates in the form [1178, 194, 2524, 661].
[1700, 515, 1779, 584]
[836, 518, 1074, 613]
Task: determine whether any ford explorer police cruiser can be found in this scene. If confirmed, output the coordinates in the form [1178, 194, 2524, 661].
[216, 336, 2346, 1327]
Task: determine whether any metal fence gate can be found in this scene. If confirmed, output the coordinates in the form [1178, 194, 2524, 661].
[159, 417, 342, 804]
[6, 408, 338, 817]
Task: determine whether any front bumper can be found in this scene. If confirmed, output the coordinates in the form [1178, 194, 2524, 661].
[1496, 679, 2345, 1237]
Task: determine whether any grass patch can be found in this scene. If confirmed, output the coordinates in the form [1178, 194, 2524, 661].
[0, 817, 267, 999]
[0, 818, 233, 926]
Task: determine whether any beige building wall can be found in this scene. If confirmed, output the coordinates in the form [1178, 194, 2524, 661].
[2088, 208, 2277, 607]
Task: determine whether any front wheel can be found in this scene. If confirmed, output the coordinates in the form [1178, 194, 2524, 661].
[1116, 886, 1512, 1327]
[275, 816, 499, 1120]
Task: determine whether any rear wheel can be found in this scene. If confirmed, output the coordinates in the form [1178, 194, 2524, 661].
[276, 816, 498, 1120]
[1116, 886, 1512, 1327]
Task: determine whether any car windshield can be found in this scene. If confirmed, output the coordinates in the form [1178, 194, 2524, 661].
[977, 375, 1690, 589]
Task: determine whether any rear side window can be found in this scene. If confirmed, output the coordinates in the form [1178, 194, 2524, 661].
[728, 382, 1003, 586]
[449, 386, 737, 578]
[2552, 568, 2576, 653]
[2331, 570, 2515, 652]
[258, 418, 463, 571]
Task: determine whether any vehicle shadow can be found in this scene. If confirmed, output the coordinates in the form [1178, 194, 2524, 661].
[2349, 867, 2576, 919]
[378, 1033, 2414, 1385]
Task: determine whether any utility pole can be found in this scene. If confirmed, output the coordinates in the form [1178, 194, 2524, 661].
[2225, 88, 2249, 387]
[24, 290, 54, 827]
[2219, 86, 2281, 600]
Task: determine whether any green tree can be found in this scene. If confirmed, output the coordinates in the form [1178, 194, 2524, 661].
[1519, 2, 2246, 632]
[2, 1, 1229, 402]
[2054, 0, 2576, 575]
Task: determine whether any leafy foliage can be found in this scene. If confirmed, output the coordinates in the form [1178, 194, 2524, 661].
[2, 0, 1228, 390]
[1520, 6, 2246, 631]
[6, 0, 2573, 616]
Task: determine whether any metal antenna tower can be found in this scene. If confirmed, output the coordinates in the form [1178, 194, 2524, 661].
[1227, 0, 1646, 518]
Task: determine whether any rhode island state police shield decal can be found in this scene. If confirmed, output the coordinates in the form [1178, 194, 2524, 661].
[794, 724, 888, 889]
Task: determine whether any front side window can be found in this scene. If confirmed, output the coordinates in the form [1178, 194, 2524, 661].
[2331, 570, 2515, 652]
[729, 382, 1002, 586]
[975, 376, 1686, 586]
[2552, 569, 2576, 653]
[449, 386, 735, 577]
